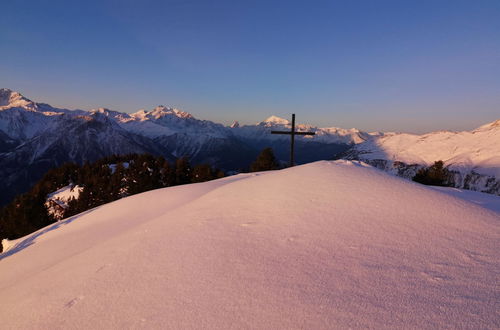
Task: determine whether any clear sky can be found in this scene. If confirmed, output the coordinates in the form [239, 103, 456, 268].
[1, 0, 499, 133]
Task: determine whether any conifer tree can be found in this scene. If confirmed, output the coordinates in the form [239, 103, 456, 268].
[192, 164, 214, 183]
[160, 159, 176, 187]
[175, 157, 192, 185]
[413, 160, 451, 186]
[250, 147, 279, 172]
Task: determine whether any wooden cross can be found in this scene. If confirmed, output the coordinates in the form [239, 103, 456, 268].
[271, 114, 315, 167]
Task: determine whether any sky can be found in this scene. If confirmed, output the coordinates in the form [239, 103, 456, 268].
[0, 0, 499, 133]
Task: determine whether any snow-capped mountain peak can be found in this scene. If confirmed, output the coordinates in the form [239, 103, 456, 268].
[151, 106, 194, 119]
[259, 115, 290, 126]
[0, 88, 36, 110]
[89, 107, 130, 120]
[90, 107, 113, 116]
[130, 106, 194, 121]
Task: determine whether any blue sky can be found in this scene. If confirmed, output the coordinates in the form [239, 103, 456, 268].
[1, 0, 499, 133]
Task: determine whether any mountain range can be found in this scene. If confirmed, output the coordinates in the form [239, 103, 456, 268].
[0, 88, 367, 205]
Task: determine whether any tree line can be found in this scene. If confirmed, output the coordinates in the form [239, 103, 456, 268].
[0, 154, 224, 246]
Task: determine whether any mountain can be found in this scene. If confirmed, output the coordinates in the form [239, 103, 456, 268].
[344, 120, 500, 195]
[1, 161, 498, 328]
[0, 90, 173, 205]
[0, 88, 366, 205]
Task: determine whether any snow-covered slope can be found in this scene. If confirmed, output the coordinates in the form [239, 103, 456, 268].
[1, 161, 498, 329]
[346, 120, 500, 176]
[344, 120, 500, 194]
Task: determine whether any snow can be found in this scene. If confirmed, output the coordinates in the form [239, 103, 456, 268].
[130, 106, 194, 121]
[46, 185, 83, 202]
[430, 186, 500, 213]
[1, 161, 498, 329]
[349, 119, 500, 177]
[260, 115, 291, 125]
[45, 185, 84, 220]
[0, 88, 35, 110]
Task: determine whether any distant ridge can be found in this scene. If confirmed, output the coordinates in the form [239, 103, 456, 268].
[344, 119, 500, 195]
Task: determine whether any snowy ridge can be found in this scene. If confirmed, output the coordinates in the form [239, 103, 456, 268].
[0, 161, 498, 328]
[0, 89, 371, 145]
[344, 120, 500, 194]
[346, 122, 500, 176]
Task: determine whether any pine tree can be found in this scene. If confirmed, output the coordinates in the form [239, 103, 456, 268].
[250, 147, 279, 172]
[413, 160, 451, 186]
[192, 164, 214, 183]
[160, 159, 176, 187]
[175, 157, 192, 185]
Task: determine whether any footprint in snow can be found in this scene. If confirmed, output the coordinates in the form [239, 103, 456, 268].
[65, 296, 84, 308]
[421, 270, 452, 283]
[95, 263, 111, 273]
[240, 222, 257, 227]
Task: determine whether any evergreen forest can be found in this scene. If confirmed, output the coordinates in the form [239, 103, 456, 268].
[0, 154, 224, 248]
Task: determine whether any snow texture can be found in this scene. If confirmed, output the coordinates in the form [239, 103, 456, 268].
[0, 161, 498, 329]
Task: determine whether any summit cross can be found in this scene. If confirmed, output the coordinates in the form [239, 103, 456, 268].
[271, 114, 315, 167]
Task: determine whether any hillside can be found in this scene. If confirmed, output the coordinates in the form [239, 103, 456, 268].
[1, 161, 498, 329]
[344, 120, 500, 194]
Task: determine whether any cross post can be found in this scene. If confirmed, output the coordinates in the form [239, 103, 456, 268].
[271, 114, 315, 167]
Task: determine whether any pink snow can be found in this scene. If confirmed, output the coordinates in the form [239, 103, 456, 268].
[0, 161, 498, 329]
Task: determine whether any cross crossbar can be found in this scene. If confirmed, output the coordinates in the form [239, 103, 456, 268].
[270, 131, 315, 136]
[270, 114, 315, 167]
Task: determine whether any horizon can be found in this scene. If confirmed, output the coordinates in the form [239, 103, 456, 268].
[2, 86, 498, 134]
[1, 86, 498, 134]
[1, 0, 499, 133]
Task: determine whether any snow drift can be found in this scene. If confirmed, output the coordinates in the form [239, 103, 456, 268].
[0, 161, 498, 329]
